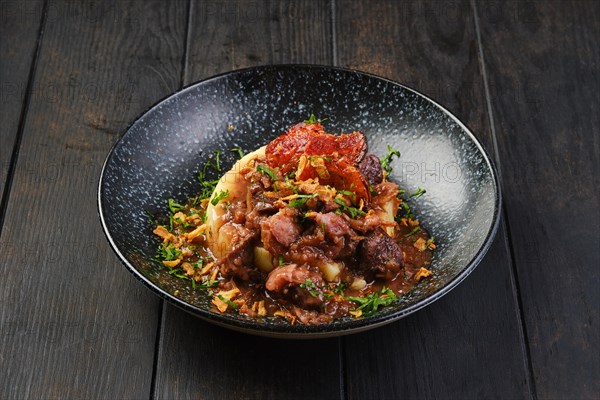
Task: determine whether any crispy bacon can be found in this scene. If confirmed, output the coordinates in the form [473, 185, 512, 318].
[265, 122, 324, 174]
[265, 122, 367, 174]
[296, 157, 369, 201]
[303, 131, 367, 165]
[267, 122, 370, 200]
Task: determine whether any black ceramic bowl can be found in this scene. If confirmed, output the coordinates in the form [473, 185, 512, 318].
[98, 65, 501, 338]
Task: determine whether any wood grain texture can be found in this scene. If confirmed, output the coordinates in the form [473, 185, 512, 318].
[0, 1, 187, 398]
[336, 1, 531, 398]
[0, 0, 44, 199]
[152, 1, 341, 399]
[476, 1, 600, 398]
[185, 0, 333, 81]
[157, 305, 342, 400]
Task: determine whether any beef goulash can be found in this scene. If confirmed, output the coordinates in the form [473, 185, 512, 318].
[153, 117, 435, 325]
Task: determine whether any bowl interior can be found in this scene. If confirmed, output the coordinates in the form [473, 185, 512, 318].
[99, 65, 500, 337]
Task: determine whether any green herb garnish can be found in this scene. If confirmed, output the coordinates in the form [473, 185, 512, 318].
[289, 198, 305, 208]
[168, 268, 187, 279]
[426, 236, 435, 248]
[288, 193, 318, 208]
[409, 187, 426, 198]
[210, 190, 229, 206]
[285, 175, 298, 194]
[213, 150, 222, 171]
[217, 294, 238, 309]
[174, 217, 192, 229]
[299, 278, 320, 297]
[199, 279, 218, 289]
[399, 201, 414, 220]
[347, 287, 398, 316]
[168, 198, 184, 214]
[337, 189, 355, 197]
[157, 243, 182, 261]
[332, 282, 347, 295]
[333, 198, 365, 218]
[145, 209, 158, 225]
[231, 147, 245, 159]
[304, 114, 328, 124]
[380, 145, 401, 175]
[197, 150, 224, 199]
[404, 226, 421, 237]
[289, 194, 317, 208]
[257, 164, 279, 181]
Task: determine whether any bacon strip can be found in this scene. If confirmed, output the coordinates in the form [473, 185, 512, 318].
[266, 122, 370, 200]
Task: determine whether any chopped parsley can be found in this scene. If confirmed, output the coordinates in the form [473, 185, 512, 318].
[174, 216, 192, 229]
[212, 150, 222, 171]
[257, 164, 279, 181]
[168, 198, 184, 214]
[337, 189, 355, 198]
[404, 226, 421, 237]
[394, 201, 415, 223]
[380, 145, 401, 175]
[196, 279, 218, 289]
[289, 194, 317, 208]
[304, 114, 328, 124]
[299, 278, 320, 297]
[197, 150, 224, 199]
[145, 209, 158, 225]
[217, 294, 238, 309]
[410, 187, 426, 198]
[168, 268, 187, 279]
[157, 243, 181, 261]
[334, 198, 365, 218]
[347, 287, 398, 316]
[285, 175, 298, 193]
[332, 282, 347, 295]
[231, 147, 245, 159]
[426, 236, 436, 247]
[210, 190, 229, 206]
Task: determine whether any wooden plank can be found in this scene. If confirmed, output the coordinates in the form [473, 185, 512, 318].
[0, 1, 188, 398]
[336, 1, 531, 398]
[185, 0, 333, 80]
[157, 306, 342, 399]
[476, 1, 600, 398]
[0, 0, 44, 200]
[152, 1, 342, 399]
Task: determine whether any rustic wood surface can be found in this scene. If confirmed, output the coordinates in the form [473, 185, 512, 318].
[475, 1, 600, 398]
[1, 1, 597, 399]
[0, 0, 44, 211]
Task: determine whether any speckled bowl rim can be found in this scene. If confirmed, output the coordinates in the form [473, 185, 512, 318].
[98, 64, 502, 338]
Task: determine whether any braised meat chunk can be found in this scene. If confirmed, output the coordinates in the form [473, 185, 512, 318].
[358, 227, 404, 278]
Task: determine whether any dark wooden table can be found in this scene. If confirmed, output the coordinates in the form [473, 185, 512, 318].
[1, 1, 598, 399]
